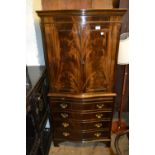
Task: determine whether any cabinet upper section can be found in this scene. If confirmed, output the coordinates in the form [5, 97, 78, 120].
[37, 9, 126, 94]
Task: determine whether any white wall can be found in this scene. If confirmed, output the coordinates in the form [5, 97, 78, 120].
[26, 0, 45, 66]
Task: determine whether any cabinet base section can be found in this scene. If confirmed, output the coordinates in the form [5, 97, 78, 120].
[53, 138, 111, 147]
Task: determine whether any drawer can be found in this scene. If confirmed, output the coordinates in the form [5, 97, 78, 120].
[54, 120, 111, 131]
[54, 129, 110, 140]
[49, 96, 114, 111]
[52, 111, 112, 121]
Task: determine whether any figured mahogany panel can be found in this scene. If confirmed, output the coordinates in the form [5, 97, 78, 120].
[81, 23, 109, 92]
[44, 18, 82, 93]
[81, 20, 121, 92]
[38, 10, 125, 93]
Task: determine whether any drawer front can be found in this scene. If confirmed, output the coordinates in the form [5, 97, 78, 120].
[52, 111, 112, 121]
[54, 129, 110, 140]
[49, 96, 114, 111]
[54, 120, 111, 131]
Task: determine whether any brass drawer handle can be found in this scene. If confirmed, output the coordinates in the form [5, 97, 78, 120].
[94, 123, 102, 128]
[60, 103, 68, 109]
[96, 104, 104, 109]
[60, 113, 69, 118]
[62, 132, 70, 137]
[94, 132, 101, 137]
[62, 122, 69, 128]
[96, 114, 103, 119]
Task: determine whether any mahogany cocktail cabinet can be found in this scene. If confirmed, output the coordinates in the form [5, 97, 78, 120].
[37, 9, 126, 147]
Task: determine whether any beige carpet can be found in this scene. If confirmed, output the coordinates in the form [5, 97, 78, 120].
[48, 133, 129, 155]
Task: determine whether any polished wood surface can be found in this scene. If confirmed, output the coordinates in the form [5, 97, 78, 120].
[54, 129, 110, 140]
[37, 9, 126, 146]
[41, 0, 128, 33]
[37, 9, 126, 94]
[51, 111, 112, 121]
[48, 92, 116, 97]
[41, 0, 129, 112]
[50, 100, 113, 111]
[42, 0, 92, 10]
[37, 9, 126, 16]
[92, 0, 112, 9]
[49, 95, 114, 111]
[54, 120, 111, 130]
[42, 0, 113, 10]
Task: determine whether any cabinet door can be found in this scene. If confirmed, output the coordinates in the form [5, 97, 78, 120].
[81, 23, 114, 92]
[44, 22, 82, 93]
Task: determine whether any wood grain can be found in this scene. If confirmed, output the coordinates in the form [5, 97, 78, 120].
[37, 9, 126, 93]
[44, 21, 81, 93]
[92, 0, 112, 9]
[42, 0, 92, 10]
[42, 0, 114, 10]
[37, 9, 126, 147]
[54, 120, 111, 131]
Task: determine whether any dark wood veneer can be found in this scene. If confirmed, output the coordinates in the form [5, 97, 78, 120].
[51, 111, 112, 121]
[37, 9, 126, 147]
[37, 9, 127, 16]
[54, 120, 111, 131]
[54, 129, 110, 141]
[50, 102, 113, 111]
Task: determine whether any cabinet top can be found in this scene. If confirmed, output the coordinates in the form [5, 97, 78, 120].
[36, 9, 127, 17]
